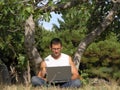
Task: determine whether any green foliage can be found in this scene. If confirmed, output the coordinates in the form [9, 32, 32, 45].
[54, 2, 91, 31]
[0, 0, 35, 72]
[113, 71, 120, 79]
[81, 34, 120, 80]
[80, 70, 89, 85]
[17, 54, 27, 70]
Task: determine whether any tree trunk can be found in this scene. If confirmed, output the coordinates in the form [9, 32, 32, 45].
[24, 15, 42, 75]
[73, 2, 119, 69]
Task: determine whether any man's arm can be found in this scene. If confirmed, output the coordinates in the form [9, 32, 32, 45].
[69, 56, 80, 80]
[37, 61, 47, 80]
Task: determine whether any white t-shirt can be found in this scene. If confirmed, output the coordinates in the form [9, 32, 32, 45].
[44, 53, 70, 67]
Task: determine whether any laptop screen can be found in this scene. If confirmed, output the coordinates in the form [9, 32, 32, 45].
[46, 66, 71, 83]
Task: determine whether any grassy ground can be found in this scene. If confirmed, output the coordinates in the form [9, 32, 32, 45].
[1, 83, 120, 90]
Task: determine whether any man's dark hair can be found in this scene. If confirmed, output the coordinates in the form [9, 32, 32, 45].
[50, 38, 62, 47]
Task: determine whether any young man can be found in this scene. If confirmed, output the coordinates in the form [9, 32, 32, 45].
[31, 38, 81, 88]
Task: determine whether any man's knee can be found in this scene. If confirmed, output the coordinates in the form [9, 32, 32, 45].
[31, 76, 46, 86]
[31, 76, 38, 83]
[72, 79, 81, 87]
[31, 76, 39, 85]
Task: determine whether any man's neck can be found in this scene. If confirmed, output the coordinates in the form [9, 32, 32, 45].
[52, 54, 61, 59]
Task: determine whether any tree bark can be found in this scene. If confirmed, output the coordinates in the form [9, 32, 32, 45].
[24, 15, 42, 74]
[73, 3, 119, 69]
[37, 0, 88, 12]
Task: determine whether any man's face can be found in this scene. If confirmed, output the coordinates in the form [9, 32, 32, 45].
[50, 43, 62, 58]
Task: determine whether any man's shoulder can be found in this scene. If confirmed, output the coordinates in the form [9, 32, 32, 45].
[61, 53, 70, 57]
[44, 55, 51, 61]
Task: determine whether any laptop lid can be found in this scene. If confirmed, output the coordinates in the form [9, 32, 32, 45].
[46, 66, 71, 83]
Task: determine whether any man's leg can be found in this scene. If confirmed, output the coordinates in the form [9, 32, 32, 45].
[61, 79, 81, 88]
[31, 76, 46, 86]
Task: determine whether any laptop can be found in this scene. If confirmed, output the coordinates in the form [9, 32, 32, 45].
[46, 66, 71, 83]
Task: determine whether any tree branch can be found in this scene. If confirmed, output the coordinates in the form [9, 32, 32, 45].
[36, 0, 88, 12]
[112, 0, 120, 3]
[74, 2, 119, 69]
